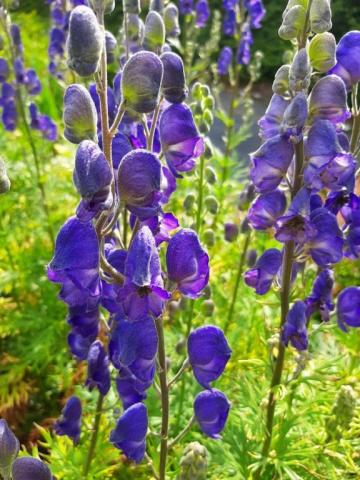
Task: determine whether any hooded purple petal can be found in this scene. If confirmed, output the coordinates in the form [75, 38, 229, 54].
[328, 31, 360, 89]
[337, 286, 360, 331]
[85, 340, 111, 396]
[217, 47, 233, 76]
[305, 269, 334, 322]
[244, 248, 282, 295]
[248, 189, 287, 230]
[308, 75, 350, 125]
[54, 396, 82, 444]
[282, 300, 308, 351]
[258, 94, 290, 140]
[194, 389, 230, 439]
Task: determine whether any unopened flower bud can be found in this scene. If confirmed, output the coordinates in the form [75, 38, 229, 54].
[63, 84, 98, 144]
[202, 96, 214, 111]
[160, 52, 188, 104]
[309, 32, 336, 72]
[150, 0, 164, 14]
[202, 299, 215, 316]
[240, 217, 251, 233]
[310, 0, 332, 34]
[0, 158, 10, 194]
[272, 64, 290, 96]
[191, 82, 202, 100]
[175, 338, 186, 354]
[143, 11, 165, 52]
[12, 457, 52, 480]
[127, 14, 144, 43]
[67, 6, 103, 77]
[205, 166, 217, 184]
[0, 420, 19, 480]
[203, 229, 215, 247]
[246, 248, 257, 267]
[105, 31, 117, 64]
[164, 3, 180, 38]
[123, 0, 140, 14]
[332, 385, 356, 430]
[204, 143, 213, 160]
[289, 48, 311, 92]
[278, 4, 306, 41]
[203, 109, 213, 126]
[177, 442, 208, 480]
[89, 0, 115, 14]
[224, 222, 239, 242]
[202, 284, 212, 299]
[204, 195, 218, 214]
[184, 193, 195, 212]
[122, 51, 163, 113]
[179, 296, 189, 310]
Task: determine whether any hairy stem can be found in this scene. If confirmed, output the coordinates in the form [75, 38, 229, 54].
[155, 316, 169, 480]
[83, 394, 104, 477]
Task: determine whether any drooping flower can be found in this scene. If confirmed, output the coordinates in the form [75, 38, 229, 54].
[160, 52, 188, 104]
[164, 3, 180, 37]
[281, 92, 308, 142]
[142, 11, 165, 52]
[258, 94, 290, 140]
[217, 47, 233, 76]
[67, 305, 99, 360]
[195, 0, 210, 28]
[0, 419, 19, 480]
[24, 69, 42, 95]
[328, 31, 360, 89]
[63, 84, 98, 144]
[237, 22, 253, 65]
[248, 189, 287, 230]
[282, 300, 308, 351]
[244, 248, 282, 295]
[337, 286, 360, 331]
[224, 222, 239, 242]
[159, 104, 204, 177]
[54, 396, 82, 444]
[188, 325, 231, 389]
[245, 0, 265, 29]
[194, 389, 230, 439]
[85, 340, 111, 395]
[29, 103, 57, 141]
[110, 402, 148, 463]
[308, 75, 350, 125]
[12, 458, 52, 480]
[105, 31, 117, 64]
[116, 369, 149, 410]
[179, 0, 194, 15]
[223, 8, 236, 36]
[166, 228, 209, 298]
[0, 59, 9, 83]
[1, 83, 17, 131]
[305, 269, 334, 322]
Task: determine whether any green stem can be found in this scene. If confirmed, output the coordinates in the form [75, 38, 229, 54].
[83, 394, 104, 478]
[168, 416, 195, 449]
[221, 92, 236, 185]
[350, 85, 360, 154]
[147, 98, 163, 151]
[155, 317, 169, 480]
[223, 229, 251, 334]
[195, 153, 205, 234]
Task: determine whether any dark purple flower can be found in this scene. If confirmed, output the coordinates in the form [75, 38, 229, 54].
[141, 212, 179, 246]
[217, 47, 233, 76]
[159, 104, 204, 177]
[325, 189, 350, 215]
[105, 30, 117, 64]
[222, 0, 236, 9]
[250, 135, 294, 193]
[194, 389, 230, 439]
[248, 189, 287, 230]
[305, 269, 334, 322]
[0, 59, 9, 83]
[12, 458, 52, 480]
[0, 419, 19, 476]
[29, 103, 57, 141]
[110, 402, 148, 463]
[195, 0, 210, 28]
[63, 84, 98, 144]
[245, 0, 265, 29]
[337, 286, 360, 331]
[85, 340, 111, 395]
[10, 25, 23, 55]
[160, 52, 188, 104]
[67, 305, 99, 359]
[244, 248, 282, 295]
[281, 93, 308, 142]
[118, 149, 162, 220]
[328, 31, 360, 89]
[282, 300, 308, 351]
[166, 228, 209, 298]
[223, 8, 236, 36]
[308, 75, 350, 125]
[2, 99, 17, 131]
[13, 58, 25, 84]
[188, 325, 231, 389]
[110, 132, 133, 169]
[179, 0, 194, 15]
[160, 166, 176, 204]
[116, 369, 149, 409]
[54, 396, 82, 444]
[224, 222, 239, 242]
[24, 69, 42, 95]
[237, 23, 253, 65]
[258, 94, 290, 140]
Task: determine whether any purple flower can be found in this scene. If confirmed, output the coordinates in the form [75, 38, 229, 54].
[222, 0, 236, 9]
[116, 369, 149, 409]
[328, 31, 360, 89]
[195, 0, 210, 28]
[250, 135, 294, 193]
[73, 140, 113, 222]
[2, 98, 17, 131]
[244, 248, 282, 295]
[141, 212, 179, 246]
[281, 93, 308, 142]
[85, 340, 111, 395]
[159, 104, 204, 177]
[224, 222, 239, 242]
[166, 228, 209, 298]
[24, 69, 42, 95]
[217, 47, 233, 76]
[188, 325, 231, 388]
[248, 189, 287, 230]
[0, 59, 9, 82]
[337, 286, 360, 331]
[237, 23, 253, 65]
[305, 269, 334, 322]
[258, 94, 290, 140]
[0, 419, 19, 476]
[223, 8, 236, 36]
[308, 75, 350, 125]
[245, 0, 265, 29]
[304, 120, 355, 192]
[118, 149, 162, 220]
[110, 402, 148, 463]
[63, 84, 98, 144]
[108, 132, 133, 169]
[325, 189, 350, 215]
[54, 396, 82, 444]
[160, 52, 188, 104]
[179, 0, 194, 15]
[10, 25, 23, 56]
[67, 305, 99, 359]
[282, 301, 308, 351]
[89, 83, 117, 128]
[29, 103, 57, 141]
[12, 458, 52, 480]
[194, 389, 230, 439]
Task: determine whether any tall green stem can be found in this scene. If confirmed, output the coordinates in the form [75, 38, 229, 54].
[83, 394, 104, 478]
[155, 317, 169, 480]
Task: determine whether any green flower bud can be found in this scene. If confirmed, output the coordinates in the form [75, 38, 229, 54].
[0, 420, 19, 480]
[203, 109, 213, 126]
[204, 143, 213, 160]
[191, 82, 203, 101]
[289, 48, 311, 92]
[202, 284, 212, 299]
[310, 0, 332, 34]
[201, 85, 211, 97]
[63, 84, 98, 144]
[89, 0, 115, 14]
[202, 299, 215, 316]
[203, 229, 215, 247]
[309, 32, 336, 72]
[123, 0, 140, 14]
[127, 14, 144, 43]
[183, 193, 195, 212]
[202, 95, 215, 111]
[278, 5, 306, 41]
[175, 338, 186, 354]
[205, 166, 217, 184]
[177, 442, 208, 480]
[143, 11, 165, 52]
[0, 158, 10, 194]
[272, 64, 290, 96]
[199, 122, 210, 134]
[204, 195, 219, 214]
[164, 3, 180, 38]
[150, 0, 164, 14]
[194, 103, 203, 115]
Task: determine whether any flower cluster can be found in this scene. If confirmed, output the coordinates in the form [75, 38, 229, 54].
[48, 1, 231, 472]
[178, 0, 210, 29]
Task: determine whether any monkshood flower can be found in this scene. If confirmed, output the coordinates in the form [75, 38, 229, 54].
[222, 0, 236, 9]
[258, 94, 290, 140]
[328, 31, 360, 89]
[143, 11, 165, 52]
[188, 325, 231, 389]
[163, 3, 180, 38]
[48, 216, 100, 308]
[324, 189, 350, 215]
[248, 189, 287, 230]
[48, 0, 67, 78]
[0, 419, 19, 479]
[10, 24, 23, 56]
[0, 58, 9, 82]
[195, 0, 210, 28]
[223, 8, 236, 36]
[110, 402, 148, 463]
[118, 149, 162, 220]
[160, 52, 188, 104]
[116, 369, 149, 409]
[341, 194, 360, 259]
[1, 83, 17, 131]
[109, 314, 158, 387]
[166, 228, 209, 298]
[120, 226, 170, 320]
[12, 458, 52, 480]
[224, 222, 239, 242]
[237, 23, 253, 66]
[281, 93, 308, 143]
[141, 212, 179, 246]
[250, 134, 294, 193]
[67, 306, 99, 360]
[194, 389, 230, 439]
[282, 300, 308, 351]
[122, 51, 163, 114]
[63, 84, 98, 144]
[337, 287, 360, 331]
[305, 269, 334, 322]
[159, 104, 205, 177]
[24, 69, 41, 95]
[89, 83, 117, 127]
[244, 0, 265, 29]
[308, 75, 350, 125]
[244, 248, 282, 295]
[73, 140, 113, 222]
[105, 31, 117, 64]
[85, 340, 111, 395]
[67, 6, 103, 77]
[179, 0, 194, 15]
[304, 120, 355, 192]
[29, 103, 57, 141]
[103, 132, 133, 170]
[289, 48, 311, 93]
[217, 47, 233, 76]
[54, 396, 82, 444]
